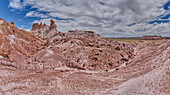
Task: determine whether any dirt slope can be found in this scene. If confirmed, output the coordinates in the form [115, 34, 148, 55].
[100, 40, 170, 95]
[0, 19, 46, 66]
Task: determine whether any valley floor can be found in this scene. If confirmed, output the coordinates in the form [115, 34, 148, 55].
[0, 39, 169, 95]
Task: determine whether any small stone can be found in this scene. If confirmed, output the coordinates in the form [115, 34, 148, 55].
[120, 54, 124, 57]
[95, 52, 99, 55]
[99, 50, 103, 52]
[88, 54, 92, 58]
[121, 58, 129, 62]
[115, 68, 119, 71]
[115, 46, 120, 51]
[93, 56, 98, 60]
[108, 62, 112, 66]
[107, 44, 112, 47]
[101, 44, 105, 46]
[88, 43, 94, 46]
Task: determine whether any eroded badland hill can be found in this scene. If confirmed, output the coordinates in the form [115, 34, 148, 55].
[0, 19, 169, 95]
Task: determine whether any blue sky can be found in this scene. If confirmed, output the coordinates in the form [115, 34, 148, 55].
[0, 0, 38, 29]
[0, 0, 170, 37]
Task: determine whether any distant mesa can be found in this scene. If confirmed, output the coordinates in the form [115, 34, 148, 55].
[141, 35, 163, 40]
[66, 30, 101, 38]
[68, 30, 94, 34]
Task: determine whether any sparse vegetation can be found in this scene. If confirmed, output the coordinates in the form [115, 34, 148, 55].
[107, 38, 159, 44]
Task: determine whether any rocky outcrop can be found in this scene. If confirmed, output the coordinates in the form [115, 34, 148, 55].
[50, 20, 57, 29]
[32, 20, 57, 31]
[10, 21, 15, 25]
[31, 20, 58, 39]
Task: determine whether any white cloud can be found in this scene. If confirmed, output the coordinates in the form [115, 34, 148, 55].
[9, 0, 24, 9]
[9, 0, 170, 37]
[26, 11, 49, 18]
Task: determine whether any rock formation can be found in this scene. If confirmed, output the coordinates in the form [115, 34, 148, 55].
[31, 20, 58, 39]
[10, 21, 15, 25]
[50, 19, 57, 29]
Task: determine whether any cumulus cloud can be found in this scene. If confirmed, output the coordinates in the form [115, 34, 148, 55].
[9, 0, 170, 37]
